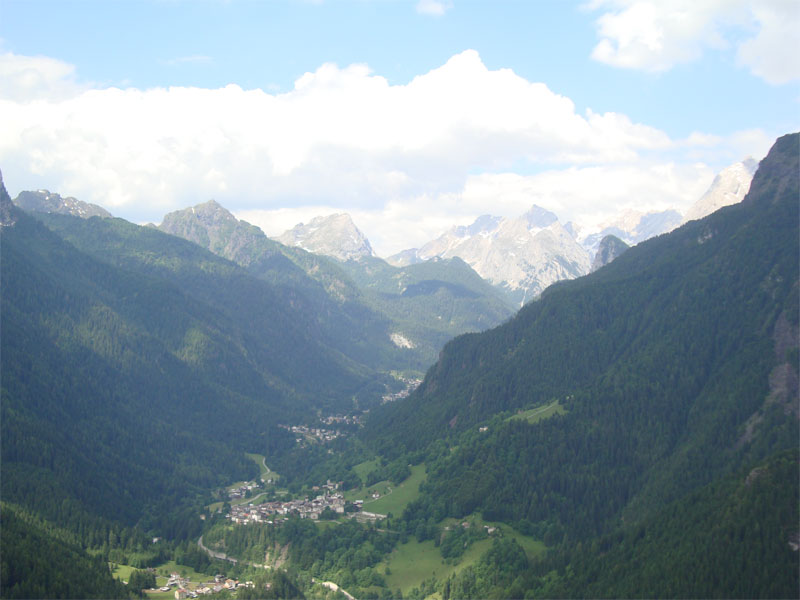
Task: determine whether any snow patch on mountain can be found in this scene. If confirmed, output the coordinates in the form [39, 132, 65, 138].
[275, 214, 375, 261]
[683, 159, 757, 223]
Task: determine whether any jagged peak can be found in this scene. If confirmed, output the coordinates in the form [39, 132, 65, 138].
[522, 204, 559, 229]
[13, 188, 112, 219]
[275, 212, 374, 261]
[1, 168, 17, 227]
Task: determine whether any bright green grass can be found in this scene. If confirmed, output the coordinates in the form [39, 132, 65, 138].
[508, 399, 566, 424]
[144, 590, 176, 600]
[344, 479, 391, 503]
[381, 537, 492, 594]
[245, 452, 280, 482]
[231, 491, 270, 506]
[438, 516, 546, 561]
[344, 464, 426, 516]
[110, 563, 136, 582]
[152, 560, 209, 583]
[367, 464, 426, 515]
[382, 516, 546, 595]
[352, 458, 381, 484]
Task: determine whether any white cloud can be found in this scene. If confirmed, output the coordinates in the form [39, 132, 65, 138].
[0, 52, 88, 101]
[588, 0, 799, 83]
[737, 2, 800, 84]
[416, 0, 453, 17]
[0, 49, 768, 256]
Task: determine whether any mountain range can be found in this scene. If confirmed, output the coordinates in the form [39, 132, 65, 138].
[0, 132, 793, 600]
[273, 159, 756, 306]
[158, 200, 514, 370]
[363, 133, 798, 597]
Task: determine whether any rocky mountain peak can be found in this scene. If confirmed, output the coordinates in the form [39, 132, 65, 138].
[189, 199, 238, 226]
[275, 213, 374, 262]
[159, 200, 272, 267]
[14, 189, 112, 219]
[1, 169, 17, 227]
[590, 234, 629, 272]
[683, 158, 757, 223]
[409, 205, 591, 305]
[522, 204, 559, 229]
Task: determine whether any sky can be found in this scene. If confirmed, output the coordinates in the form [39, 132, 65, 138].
[1, 0, 798, 256]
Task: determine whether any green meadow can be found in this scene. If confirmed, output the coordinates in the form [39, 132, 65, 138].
[352, 458, 381, 484]
[381, 517, 546, 595]
[508, 399, 566, 424]
[345, 464, 426, 516]
[110, 563, 137, 583]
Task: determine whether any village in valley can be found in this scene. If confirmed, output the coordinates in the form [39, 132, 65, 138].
[156, 573, 255, 599]
[226, 478, 384, 526]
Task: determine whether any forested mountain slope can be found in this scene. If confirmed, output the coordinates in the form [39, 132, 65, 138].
[364, 133, 799, 596]
[337, 255, 514, 363]
[367, 133, 798, 456]
[1, 188, 393, 538]
[158, 201, 405, 371]
[159, 201, 514, 370]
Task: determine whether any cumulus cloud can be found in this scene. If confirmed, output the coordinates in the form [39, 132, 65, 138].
[0, 49, 767, 256]
[737, 2, 800, 84]
[588, 0, 799, 83]
[0, 51, 88, 101]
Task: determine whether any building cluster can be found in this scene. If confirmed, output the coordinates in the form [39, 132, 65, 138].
[228, 482, 261, 500]
[160, 573, 255, 598]
[320, 414, 363, 426]
[228, 492, 347, 525]
[279, 424, 343, 445]
[381, 377, 422, 403]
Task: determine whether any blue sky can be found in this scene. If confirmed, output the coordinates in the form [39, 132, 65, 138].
[1, 0, 798, 254]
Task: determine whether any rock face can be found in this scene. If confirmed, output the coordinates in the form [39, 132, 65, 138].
[591, 235, 629, 272]
[276, 214, 375, 262]
[391, 205, 591, 306]
[1, 170, 17, 227]
[580, 209, 682, 256]
[159, 199, 272, 268]
[683, 159, 757, 223]
[14, 189, 112, 219]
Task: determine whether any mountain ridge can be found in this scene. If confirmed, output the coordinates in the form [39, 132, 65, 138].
[276, 213, 375, 261]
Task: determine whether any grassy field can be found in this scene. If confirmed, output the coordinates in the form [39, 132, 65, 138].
[144, 590, 176, 600]
[381, 537, 492, 594]
[110, 563, 137, 583]
[344, 464, 426, 516]
[382, 517, 546, 595]
[152, 560, 211, 583]
[352, 458, 381, 484]
[367, 464, 426, 515]
[245, 452, 279, 482]
[508, 399, 566, 424]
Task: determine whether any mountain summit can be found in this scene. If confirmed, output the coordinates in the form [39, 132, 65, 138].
[276, 213, 375, 261]
[390, 205, 591, 305]
[14, 189, 112, 219]
[159, 199, 274, 268]
[683, 158, 757, 223]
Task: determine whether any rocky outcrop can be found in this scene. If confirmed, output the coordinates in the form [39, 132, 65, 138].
[683, 159, 757, 223]
[276, 213, 374, 262]
[14, 189, 112, 219]
[591, 234, 629, 272]
[392, 205, 590, 306]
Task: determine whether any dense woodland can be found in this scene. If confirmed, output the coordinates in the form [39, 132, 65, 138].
[1, 133, 798, 599]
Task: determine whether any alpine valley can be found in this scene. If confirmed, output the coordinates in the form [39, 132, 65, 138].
[1, 133, 798, 600]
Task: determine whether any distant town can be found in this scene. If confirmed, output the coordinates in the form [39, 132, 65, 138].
[227, 479, 383, 526]
[382, 377, 422, 403]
